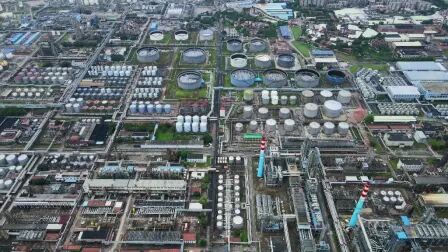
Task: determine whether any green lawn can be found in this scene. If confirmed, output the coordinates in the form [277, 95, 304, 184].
[292, 41, 312, 57]
[166, 75, 208, 99]
[349, 64, 389, 74]
[291, 26, 302, 39]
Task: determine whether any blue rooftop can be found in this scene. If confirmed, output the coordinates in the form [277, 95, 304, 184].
[279, 26, 291, 38]
[312, 49, 335, 57]
[400, 216, 410, 226]
[396, 231, 408, 240]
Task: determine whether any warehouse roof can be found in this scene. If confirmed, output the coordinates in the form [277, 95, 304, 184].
[83, 179, 187, 191]
[396, 61, 446, 71]
[420, 194, 448, 207]
[386, 85, 420, 96]
[392, 41, 423, 47]
[403, 71, 448, 82]
[414, 176, 448, 185]
[373, 116, 417, 123]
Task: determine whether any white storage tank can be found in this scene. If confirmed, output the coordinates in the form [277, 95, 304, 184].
[338, 122, 350, 135]
[258, 107, 269, 119]
[200, 122, 207, 132]
[130, 104, 137, 113]
[176, 122, 183, 133]
[177, 115, 184, 123]
[216, 221, 224, 230]
[235, 122, 244, 132]
[266, 119, 277, 132]
[200, 116, 207, 123]
[17, 154, 28, 165]
[337, 90, 352, 104]
[280, 95, 288, 105]
[193, 115, 200, 123]
[65, 103, 73, 113]
[185, 115, 192, 123]
[6, 154, 17, 165]
[232, 216, 244, 229]
[304, 103, 319, 118]
[320, 90, 333, 101]
[138, 104, 146, 113]
[249, 120, 258, 131]
[279, 107, 291, 119]
[183, 122, 191, 132]
[301, 90, 314, 103]
[192, 122, 199, 133]
[4, 179, 13, 189]
[15, 166, 23, 173]
[308, 122, 321, 136]
[243, 106, 253, 119]
[284, 119, 295, 132]
[323, 100, 342, 118]
[323, 122, 335, 135]
[289, 95, 297, 105]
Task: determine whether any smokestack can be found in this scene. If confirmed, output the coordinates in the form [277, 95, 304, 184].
[348, 183, 370, 229]
[257, 137, 266, 178]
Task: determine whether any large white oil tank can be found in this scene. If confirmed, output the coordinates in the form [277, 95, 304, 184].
[235, 122, 244, 132]
[249, 120, 258, 131]
[308, 122, 321, 136]
[192, 122, 199, 133]
[4, 179, 13, 189]
[243, 106, 253, 119]
[176, 122, 183, 133]
[193, 115, 200, 123]
[323, 122, 335, 135]
[232, 216, 244, 229]
[338, 122, 350, 135]
[6, 154, 17, 165]
[266, 119, 277, 132]
[17, 154, 28, 165]
[216, 221, 224, 230]
[183, 122, 191, 132]
[279, 107, 290, 119]
[177, 115, 184, 123]
[185, 115, 192, 123]
[284, 119, 295, 132]
[320, 90, 333, 100]
[200, 115, 208, 123]
[200, 122, 207, 132]
[304, 103, 319, 118]
[337, 90, 352, 104]
[323, 100, 342, 118]
[258, 107, 269, 119]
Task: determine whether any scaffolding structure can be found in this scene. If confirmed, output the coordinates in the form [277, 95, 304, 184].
[256, 194, 283, 232]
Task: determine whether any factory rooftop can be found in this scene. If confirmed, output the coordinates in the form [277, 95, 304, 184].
[396, 61, 446, 71]
[403, 71, 448, 82]
[420, 194, 448, 208]
[82, 179, 187, 192]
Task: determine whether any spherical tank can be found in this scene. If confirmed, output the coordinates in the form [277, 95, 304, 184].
[249, 120, 258, 131]
[323, 122, 335, 135]
[149, 31, 164, 41]
[327, 69, 346, 85]
[249, 38, 266, 52]
[304, 103, 319, 118]
[182, 48, 207, 64]
[254, 54, 272, 68]
[137, 47, 160, 63]
[295, 69, 320, 88]
[230, 69, 255, 87]
[323, 100, 342, 118]
[277, 53, 295, 68]
[258, 107, 269, 119]
[174, 30, 189, 41]
[227, 39, 243, 52]
[230, 53, 248, 68]
[337, 90, 352, 104]
[266, 119, 277, 132]
[301, 90, 314, 103]
[308, 122, 321, 136]
[177, 71, 203, 90]
[263, 69, 287, 88]
[338, 122, 349, 135]
[284, 119, 295, 132]
[279, 107, 291, 119]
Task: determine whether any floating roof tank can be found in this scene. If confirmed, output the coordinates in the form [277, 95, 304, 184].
[230, 53, 248, 68]
[149, 31, 164, 41]
[199, 29, 213, 41]
[295, 69, 320, 88]
[277, 53, 295, 68]
[227, 38, 243, 52]
[231, 69, 255, 87]
[182, 48, 206, 64]
[137, 47, 160, 63]
[327, 69, 346, 85]
[263, 69, 287, 88]
[254, 54, 272, 68]
[174, 30, 189, 41]
[249, 38, 266, 52]
[177, 71, 203, 90]
[320, 90, 333, 101]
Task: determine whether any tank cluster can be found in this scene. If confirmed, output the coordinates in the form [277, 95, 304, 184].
[302, 90, 352, 119]
[0, 153, 30, 190]
[7, 87, 54, 100]
[378, 190, 406, 211]
[378, 103, 419, 116]
[435, 104, 448, 116]
[175, 115, 208, 133]
[39, 154, 96, 170]
[130, 101, 171, 115]
[88, 65, 133, 77]
[216, 174, 244, 230]
[307, 121, 350, 137]
[132, 66, 162, 101]
[12, 65, 76, 85]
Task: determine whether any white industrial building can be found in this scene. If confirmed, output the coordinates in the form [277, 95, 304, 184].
[386, 86, 420, 101]
[397, 158, 424, 172]
[383, 132, 414, 147]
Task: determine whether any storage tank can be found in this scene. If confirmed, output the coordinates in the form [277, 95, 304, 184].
[258, 107, 269, 119]
[230, 54, 248, 68]
[149, 31, 164, 41]
[323, 100, 342, 118]
[320, 90, 333, 101]
[254, 54, 272, 68]
[243, 106, 253, 119]
[327, 69, 346, 85]
[0, 180, 4, 189]
[337, 90, 352, 104]
[192, 122, 199, 132]
[279, 107, 291, 119]
[182, 48, 207, 64]
[249, 120, 258, 131]
[6, 154, 17, 165]
[308, 122, 321, 136]
[289, 95, 297, 105]
[280, 95, 288, 105]
[155, 104, 163, 113]
[200, 115, 208, 123]
[176, 122, 183, 133]
[137, 47, 160, 63]
[183, 122, 192, 132]
[295, 69, 320, 88]
[216, 221, 224, 230]
[130, 104, 137, 113]
[277, 53, 295, 68]
[0, 154, 5, 165]
[200, 122, 207, 132]
[266, 119, 277, 132]
[226, 38, 243, 52]
[304, 103, 319, 118]
[73, 103, 81, 113]
[174, 30, 189, 41]
[323, 122, 335, 135]
[338, 122, 350, 135]
[138, 104, 146, 113]
[199, 29, 213, 41]
[232, 216, 244, 229]
[231, 69, 255, 87]
[249, 38, 266, 52]
[17, 154, 28, 165]
[263, 69, 287, 87]
[65, 103, 73, 113]
[177, 71, 203, 90]
[301, 90, 314, 103]
[235, 122, 244, 132]
[284, 119, 295, 132]
[164, 104, 171, 113]
[243, 89, 254, 102]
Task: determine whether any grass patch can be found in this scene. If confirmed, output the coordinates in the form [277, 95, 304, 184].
[349, 63, 389, 74]
[155, 124, 209, 142]
[291, 26, 302, 39]
[389, 158, 399, 170]
[166, 76, 208, 99]
[292, 41, 312, 57]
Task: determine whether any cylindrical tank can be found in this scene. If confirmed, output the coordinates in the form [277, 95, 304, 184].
[155, 104, 163, 113]
[243, 89, 254, 102]
[185, 115, 192, 123]
[290, 95, 297, 105]
[308, 122, 321, 136]
[295, 69, 320, 88]
[164, 104, 171, 113]
[200, 122, 207, 132]
[249, 38, 266, 52]
[6, 154, 17, 165]
[182, 48, 207, 64]
[193, 115, 200, 123]
[243, 106, 253, 119]
[138, 104, 146, 113]
[327, 69, 346, 85]
[4, 179, 13, 189]
[199, 29, 214, 41]
[337, 90, 352, 104]
[230, 53, 248, 68]
[183, 122, 192, 132]
[232, 216, 244, 229]
[130, 104, 137, 113]
[177, 71, 203, 90]
[254, 54, 272, 68]
[383, 196, 390, 204]
[192, 122, 199, 133]
[17, 154, 28, 165]
[263, 69, 287, 87]
[149, 31, 164, 41]
[235, 123, 244, 132]
[174, 30, 189, 41]
[320, 90, 333, 101]
[0, 180, 4, 189]
[301, 90, 314, 103]
[249, 120, 258, 131]
[137, 47, 160, 63]
[73, 103, 81, 113]
[226, 39, 243, 52]
[231, 69, 255, 87]
[0, 154, 5, 165]
[176, 122, 183, 133]
[304, 103, 319, 118]
[266, 119, 277, 132]
[338, 122, 350, 135]
[323, 100, 342, 118]
[284, 119, 295, 132]
[279, 107, 291, 119]
[216, 221, 224, 230]
[258, 107, 269, 119]
[280, 95, 288, 105]
[65, 103, 73, 113]
[277, 53, 295, 68]
[200, 115, 208, 123]
[323, 122, 335, 135]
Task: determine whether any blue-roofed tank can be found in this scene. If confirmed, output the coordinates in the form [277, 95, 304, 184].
[327, 69, 346, 85]
[230, 69, 255, 87]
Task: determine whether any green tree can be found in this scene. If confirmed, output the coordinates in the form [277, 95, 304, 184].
[199, 239, 207, 247]
[364, 114, 374, 124]
[203, 133, 213, 145]
[240, 230, 248, 242]
[199, 196, 208, 205]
